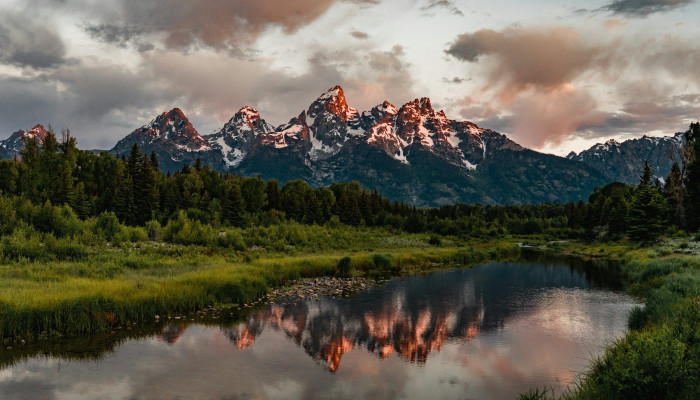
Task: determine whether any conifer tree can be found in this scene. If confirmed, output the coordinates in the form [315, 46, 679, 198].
[628, 160, 667, 241]
[57, 159, 74, 205]
[70, 182, 92, 219]
[113, 170, 134, 224]
[664, 161, 684, 228]
[241, 177, 266, 213]
[265, 179, 281, 211]
[150, 151, 159, 170]
[126, 143, 141, 180]
[134, 154, 158, 224]
[304, 194, 321, 224]
[684, 122, 700, 230]
[359, 192, 373, 225]
[223, 182, 246, 227]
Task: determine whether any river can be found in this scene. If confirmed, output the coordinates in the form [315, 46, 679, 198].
[0, 253, 639, 399]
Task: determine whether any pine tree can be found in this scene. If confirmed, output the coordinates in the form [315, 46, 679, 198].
[126, 143, 141, 180]
[70, 182, 92, 219]
[57, 159, 74, 205]
[241, 177, 266, 214]
[265, 179, 281, 211]
[684, 122, 700, 230]
[627, 161, 667, 241]
[150, 151, 159, 170]
[640, 160, 653, 186]
[304, 194, 321, 224]
[359, 192, 373, 225]
[134, 154, 158, 224]
[113, 171, 134, 224]
[223, 183, 246, 227]
[664, 161, 684, 228]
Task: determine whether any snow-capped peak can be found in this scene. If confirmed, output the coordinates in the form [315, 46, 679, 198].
[236, 106, 261, 123]
[24, 124, 49, 141]
[377, 101, 398, 116]
[131, 108, 211, 151]
[317, 85, 343, 102]
[307, 85, 355, 122]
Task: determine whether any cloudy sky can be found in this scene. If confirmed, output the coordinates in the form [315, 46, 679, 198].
[1, 0, 699, 154]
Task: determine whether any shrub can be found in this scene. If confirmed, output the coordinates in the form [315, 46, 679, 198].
[337, 256, 352, 277]
[428, 235, 442, 246]
[217, 229, 246, 250]
[32, 202, 82, 238]
[583, 326, 695, 399]
[372, 254, 392, 270]
[95, 211, 122, 241]
[627, 306, 648, 331]
[162, 211, 217, 246]
[145, 220, 161, 241]
[48, 238, 88, 261]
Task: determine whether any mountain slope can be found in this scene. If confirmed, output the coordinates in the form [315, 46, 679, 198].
[0, 125, 48, 159]
[567, 133, 684, 183]
[107, 87, 612, 205]
[6, 85, 675, 205]
[203, 106, 273, 169]
[111, 108, 220, 171]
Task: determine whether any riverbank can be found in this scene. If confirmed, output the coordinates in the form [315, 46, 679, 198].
[0, 235, 520, 342]
[519, 237, 700, 400]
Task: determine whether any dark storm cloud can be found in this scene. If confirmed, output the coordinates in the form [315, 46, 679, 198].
[602, 0, 694, 16]
[0, 13, 67, 69]
[83, 0, 380, 55]
[84, 24, 143, 48]
[421, 0, 464, 16]
[0, 62, 167, 149]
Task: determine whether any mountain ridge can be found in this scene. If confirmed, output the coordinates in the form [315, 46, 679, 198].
[567, 133, 684, 184]
[2, 85, 680, 205]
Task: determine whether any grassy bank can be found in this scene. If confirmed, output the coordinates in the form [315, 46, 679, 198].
[0, 228, 519, 341]
[520, 238, 700, 400]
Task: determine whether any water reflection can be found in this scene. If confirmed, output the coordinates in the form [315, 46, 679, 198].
[0, 259, 639, 400]
[215, 260, 629, 374]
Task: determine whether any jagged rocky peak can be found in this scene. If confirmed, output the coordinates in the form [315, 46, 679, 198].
[257, 115, 310, 150]
[307, 85, 358, 122]
[361, 100, 398, 128]
[567, 132, 685, 183]
[377, 100, 398, 115]
[204, 106, 274, 168]
[226, 106, 273, 134]
[303, 85, 361, 161]
[399, 98, 435, 118]
[112, 107, 211, 156]
[22, 124, 49, 142]
[233, 106, 263, 126]
[147, 108, 209, 149]
[395, 97, 444, 147]
[0, 124, 50, 159]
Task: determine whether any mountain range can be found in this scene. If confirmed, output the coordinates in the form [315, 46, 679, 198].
[0, 86, 684, 206]
[567, 133, 684, 184]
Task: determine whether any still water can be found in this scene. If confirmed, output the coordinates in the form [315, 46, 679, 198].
[0, 256, 639, 400]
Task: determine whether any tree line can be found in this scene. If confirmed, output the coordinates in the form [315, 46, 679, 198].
[0, 122, 698, 242]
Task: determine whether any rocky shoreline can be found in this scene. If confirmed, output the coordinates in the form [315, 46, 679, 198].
[263, 277, 377, 304]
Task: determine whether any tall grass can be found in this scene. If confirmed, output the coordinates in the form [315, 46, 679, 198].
[530, 241, 700, 400]
[0, 239, 518, 339]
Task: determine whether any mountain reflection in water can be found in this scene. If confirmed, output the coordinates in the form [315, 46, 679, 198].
[220, 273, 483, 372]
[0, 259, 639, 400]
